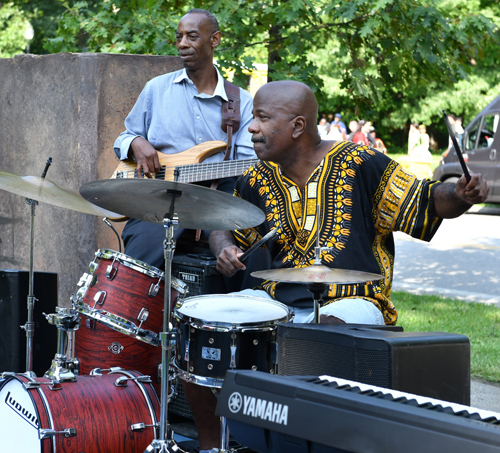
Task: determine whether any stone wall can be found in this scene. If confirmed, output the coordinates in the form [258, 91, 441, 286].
[0, 53, 183, 308]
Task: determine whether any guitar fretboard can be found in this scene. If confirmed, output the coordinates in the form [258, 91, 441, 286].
[115, 158, 259, 183]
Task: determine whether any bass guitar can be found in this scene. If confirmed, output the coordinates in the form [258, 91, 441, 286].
[109, 140, 258, 221]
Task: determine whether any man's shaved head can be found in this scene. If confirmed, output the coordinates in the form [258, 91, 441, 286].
[255, 81, 319, 135]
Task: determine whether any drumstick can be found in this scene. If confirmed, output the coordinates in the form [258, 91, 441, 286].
[442, 110, 471, 183]
[239, 228, 278, 262]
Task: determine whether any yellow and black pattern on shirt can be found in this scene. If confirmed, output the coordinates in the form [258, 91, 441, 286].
[235, 142, 379, 299]
[369, 162, 433, 324]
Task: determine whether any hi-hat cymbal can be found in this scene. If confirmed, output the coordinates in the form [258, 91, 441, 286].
[0, 170, 120, 217]
[251, 265, 383, 284]
[80, 178, 265, 231]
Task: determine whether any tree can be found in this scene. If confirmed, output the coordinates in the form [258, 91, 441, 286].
[0, 2, 31, 58]
[39, 0, 500, 148]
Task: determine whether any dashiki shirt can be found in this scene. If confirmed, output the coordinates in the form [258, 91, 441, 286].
[233, 141, 443, 325]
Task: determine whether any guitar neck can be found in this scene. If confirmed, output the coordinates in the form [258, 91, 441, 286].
[174, 158, 258, 183]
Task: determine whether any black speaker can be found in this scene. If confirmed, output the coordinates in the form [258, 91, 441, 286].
[277, 323, 470, 405]
[172, 253, 225, 297]
[0, 270, 58, 377]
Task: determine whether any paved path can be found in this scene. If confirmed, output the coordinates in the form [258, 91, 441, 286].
[392, 207, 500, 411]
[393, 207, 500, 306]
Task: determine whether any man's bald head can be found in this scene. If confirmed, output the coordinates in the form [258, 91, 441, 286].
[254, 81, 319, 136]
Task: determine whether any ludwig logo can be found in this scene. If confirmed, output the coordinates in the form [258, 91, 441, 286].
[228, 391, 288, 425]
[5, 391, 39, 429]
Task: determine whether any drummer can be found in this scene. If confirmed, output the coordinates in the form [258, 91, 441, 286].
[210, 80, 490, 326]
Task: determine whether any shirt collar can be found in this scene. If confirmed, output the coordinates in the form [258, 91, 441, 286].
[173, 67, 228, 101]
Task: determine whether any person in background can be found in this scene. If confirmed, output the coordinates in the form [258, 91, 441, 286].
[408, 122, 420, 155]
[352, 119, 376, 147]
[317, 117, 328, 137]
[347, 120, 359, 141]
[332, 113, 347, 135]
[455, 117, 464, 147]
[409, 124, 432, 162]
[371, 127, 387, 154]
[324, 122, 344, 141]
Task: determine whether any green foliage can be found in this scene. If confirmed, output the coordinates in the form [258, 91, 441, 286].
[41, 0, 500, 149]
[0, 2, 31, 57]
[3, 0, 500, 150]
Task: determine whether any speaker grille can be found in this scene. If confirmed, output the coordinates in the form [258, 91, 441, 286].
[278, 335, 390, 387]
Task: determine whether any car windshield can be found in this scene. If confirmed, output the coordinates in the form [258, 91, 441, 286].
[465, 119, 480, 151]
[479, 114, 499, 149]
[465, 114, 499, 151]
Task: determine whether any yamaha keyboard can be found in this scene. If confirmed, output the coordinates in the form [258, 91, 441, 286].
[217, 370, 500, 453]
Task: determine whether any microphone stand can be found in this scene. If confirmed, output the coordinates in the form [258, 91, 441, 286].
[21, 157, 52, 375]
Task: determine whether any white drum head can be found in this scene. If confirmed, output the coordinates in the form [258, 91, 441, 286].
[0, 378, 41, 452]
[175, 294, 290, 325]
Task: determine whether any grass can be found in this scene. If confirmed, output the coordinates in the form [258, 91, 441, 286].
[387, 151, 443, 174]
[394, 291, 500, 383]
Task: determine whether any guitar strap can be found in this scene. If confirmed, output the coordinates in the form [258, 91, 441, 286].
[196, 79, 241, 241]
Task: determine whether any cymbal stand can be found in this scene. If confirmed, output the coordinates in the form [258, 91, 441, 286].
[145, 189, 180, 453]
[308, 210, 331, 323]
[21, 157, 52, 375]
[43, 307, 81, 382]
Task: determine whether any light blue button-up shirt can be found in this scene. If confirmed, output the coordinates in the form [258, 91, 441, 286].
[114, 67, 256, 163]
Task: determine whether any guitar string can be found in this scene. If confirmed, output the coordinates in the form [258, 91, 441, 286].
[118, 159, 258, 182]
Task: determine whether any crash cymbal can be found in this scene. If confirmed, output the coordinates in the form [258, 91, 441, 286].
[80, 178, 265, 231]
[0, 170, 120, 217]
[251, 265, 383, 284]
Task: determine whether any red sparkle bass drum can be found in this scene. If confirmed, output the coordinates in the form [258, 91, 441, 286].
[0, 369, 159, 452]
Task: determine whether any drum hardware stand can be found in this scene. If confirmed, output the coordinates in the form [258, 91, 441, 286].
[308, 229, 332, 323]
[145, 189, 182, 453]
[20, 157, 52, 376]
[208, 387, 232, 453]
[43, 307, 81, 381]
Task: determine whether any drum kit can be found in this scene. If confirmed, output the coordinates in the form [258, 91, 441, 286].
[0, 164, 382, 453]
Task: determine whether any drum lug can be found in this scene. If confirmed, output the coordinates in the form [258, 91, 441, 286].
[39, 428, 77, 440]
[137, 307, 149, 328]
[148, 280, 161, 297]
[230, 345, 237, 369]
[106, 259, 118, 280]
[86, 318, 96, 330]
[92, 290, 107, 309]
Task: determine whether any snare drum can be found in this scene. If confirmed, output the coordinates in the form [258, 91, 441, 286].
[172, 294, 291, 388]
[0, 369, 159, 452]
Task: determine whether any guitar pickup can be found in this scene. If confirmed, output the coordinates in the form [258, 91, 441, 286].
[155, 166, 166, 179]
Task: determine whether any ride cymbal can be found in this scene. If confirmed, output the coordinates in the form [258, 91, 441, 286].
[80, 178, 265, 231]
[0, 170, 119, 217]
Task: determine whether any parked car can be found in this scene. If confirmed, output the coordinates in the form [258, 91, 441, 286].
[433, 94, 500, 203]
